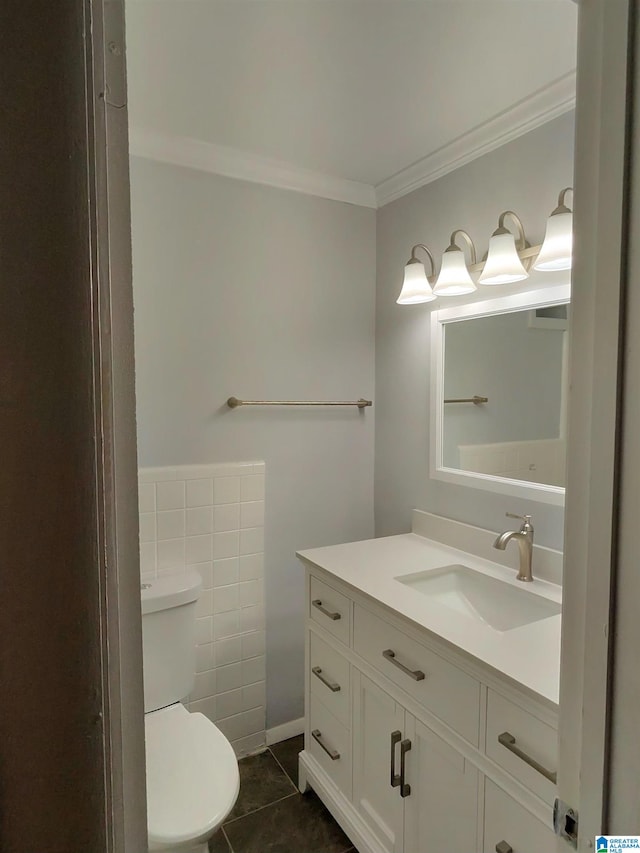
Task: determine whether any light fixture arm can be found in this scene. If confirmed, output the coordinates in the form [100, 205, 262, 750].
[409, 243, 436, 277]
[554, 187, 573, 215]
[448, 229, 477, 266]
[496, 210, 528, 251]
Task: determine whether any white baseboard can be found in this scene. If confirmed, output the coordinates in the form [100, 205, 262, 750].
[266, 717, 305, 746]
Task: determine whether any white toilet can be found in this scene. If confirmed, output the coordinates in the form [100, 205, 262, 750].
[141, 572, 240, 853]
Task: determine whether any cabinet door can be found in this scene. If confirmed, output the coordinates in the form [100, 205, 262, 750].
[403, 716, 479, 853]
[353, 671, 405, 853]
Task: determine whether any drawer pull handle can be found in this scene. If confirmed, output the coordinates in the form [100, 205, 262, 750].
[498, 731, 557, 784]
[312, 599, 341, 621]
[390, 730, 401, 788]
[382, 649, 426, 682]
[496, 843, 513, 853]
[312, 666, 341, 693]
[312, 728, 340, 761]
[399, 738, 412, 798]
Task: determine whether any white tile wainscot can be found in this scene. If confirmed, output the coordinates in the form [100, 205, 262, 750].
[138, 462, 266, 757]
[296, 512, 564, 853]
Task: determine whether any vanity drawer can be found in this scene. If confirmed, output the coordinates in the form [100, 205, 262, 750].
[353, 604, 480, 745]
[484, 780, 560, 853]
[309, 576, 351, 646]
[486, 690, 558, 804]
[308, 693, 352, 798]
[309, 632, 351, 728]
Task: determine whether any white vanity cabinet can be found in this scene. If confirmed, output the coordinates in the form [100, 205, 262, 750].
[299, 567, 562, 853]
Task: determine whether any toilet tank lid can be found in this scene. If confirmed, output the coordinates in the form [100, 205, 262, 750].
[141, 571, 202, 615]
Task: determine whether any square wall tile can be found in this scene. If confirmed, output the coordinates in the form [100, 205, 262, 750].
[232, 732, 266, 759]
[241, 631, 265, 660]
[240, 475, 265, 503]
[242, 655, 266, 685]
[239, 527, 264, 556]
[242, 681, 265, 711]
[139, 512, 156, 544]
[194, 562, 213, 590]
[216, 688, 243, 719]
[186, 507, 213, 536]
[186, 478, 213, 508]
[214, 503, 240, 533]
[240, 501, 264, 529]
[213, 477, 240, 505]
[213, 531, 239, 560]
[213, 610, 240, 640]
[216, 662, 243, 694]
[215, 637, 242, 667]
[191, 670, 216, 702]
[240, 604, 264, 634]
[239, 579, 262, 608]
[157, 538, 185, 571]
[156, 480, 186, 511]
[239, 553, 263, 581]
[140, 542, 158, 575]
[185, 534, 213, 564]
[138, 482, 156, 513]
[156, 509, 185, 541]
[214, 557, 239, 587]
[214, 584, 239, 613]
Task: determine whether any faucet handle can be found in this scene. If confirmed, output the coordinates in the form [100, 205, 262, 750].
[506, 512, 533, 532]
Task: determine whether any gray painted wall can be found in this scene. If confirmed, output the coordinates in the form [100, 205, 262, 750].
[442, 310, 565, 467]
[130, 159, 376, 728]
[375, 112, 575, 549]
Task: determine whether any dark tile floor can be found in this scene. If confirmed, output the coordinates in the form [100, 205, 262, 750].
[210, 734, 358, 853]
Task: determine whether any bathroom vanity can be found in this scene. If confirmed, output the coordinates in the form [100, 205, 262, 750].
[297, 512, 564, 853]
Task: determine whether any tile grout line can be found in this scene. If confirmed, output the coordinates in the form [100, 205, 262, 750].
[220, 825, 234, 853]
[267, 745, 300, 790]
[223, 791, 299, 827]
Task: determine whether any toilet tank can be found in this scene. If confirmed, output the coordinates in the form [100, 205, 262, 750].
[141, 571, 203, 713]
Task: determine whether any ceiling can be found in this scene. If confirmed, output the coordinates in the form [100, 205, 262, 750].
[125, 0, 577, 191]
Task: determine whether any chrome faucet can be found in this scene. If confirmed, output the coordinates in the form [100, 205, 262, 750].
[493, 513, 534, 582]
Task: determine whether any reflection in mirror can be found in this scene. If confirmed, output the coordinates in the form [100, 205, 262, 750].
[442, 303, 569, 488]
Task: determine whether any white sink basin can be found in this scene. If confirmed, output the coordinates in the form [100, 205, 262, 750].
[395, 564, 561, 632]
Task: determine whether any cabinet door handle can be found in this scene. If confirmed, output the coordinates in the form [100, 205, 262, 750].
[312, 599, 341, 621]
[312, 666, 341, 693]
[498, 731, 557, 784]
[311, 729, 340, 761]
[496, 842, 513, 853]
[400, 738, 412, 797]
[382, 649, 426, 681]
[390, 730, 401, 788]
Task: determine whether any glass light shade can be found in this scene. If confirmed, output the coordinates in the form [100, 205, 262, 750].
[478, 231, 529, 285]
[433, 248, 477, 296]
[397, 259, 436, 304]
[533, 210, 573, 271]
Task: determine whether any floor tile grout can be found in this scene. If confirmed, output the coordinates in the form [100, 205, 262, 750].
[223, 790, 299, 827]
[267, 745, 300, 790]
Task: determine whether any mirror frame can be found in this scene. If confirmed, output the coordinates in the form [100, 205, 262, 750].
[430, 283, 571, 506]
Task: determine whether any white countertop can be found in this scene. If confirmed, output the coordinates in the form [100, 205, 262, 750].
[297, 532, 561, 706]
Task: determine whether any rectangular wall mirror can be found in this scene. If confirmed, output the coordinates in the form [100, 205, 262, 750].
[430, 283, 571, 506]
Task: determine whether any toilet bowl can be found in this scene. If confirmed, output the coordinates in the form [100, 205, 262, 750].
[145, 704, 240, 853]
[142, 572, 240, 853]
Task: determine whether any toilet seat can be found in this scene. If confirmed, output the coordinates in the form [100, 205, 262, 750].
[145, 703, 240, 850]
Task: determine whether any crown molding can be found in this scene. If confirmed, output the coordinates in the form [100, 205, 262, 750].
[375, 71, 577, 208]
[128, 129, 377, 209]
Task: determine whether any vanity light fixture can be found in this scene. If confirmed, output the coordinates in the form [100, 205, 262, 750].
[396, 244, 437, 304]
[478, 210, 530, 286]
[534, 187, 573, 271]
[433, 230, 478, 296]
